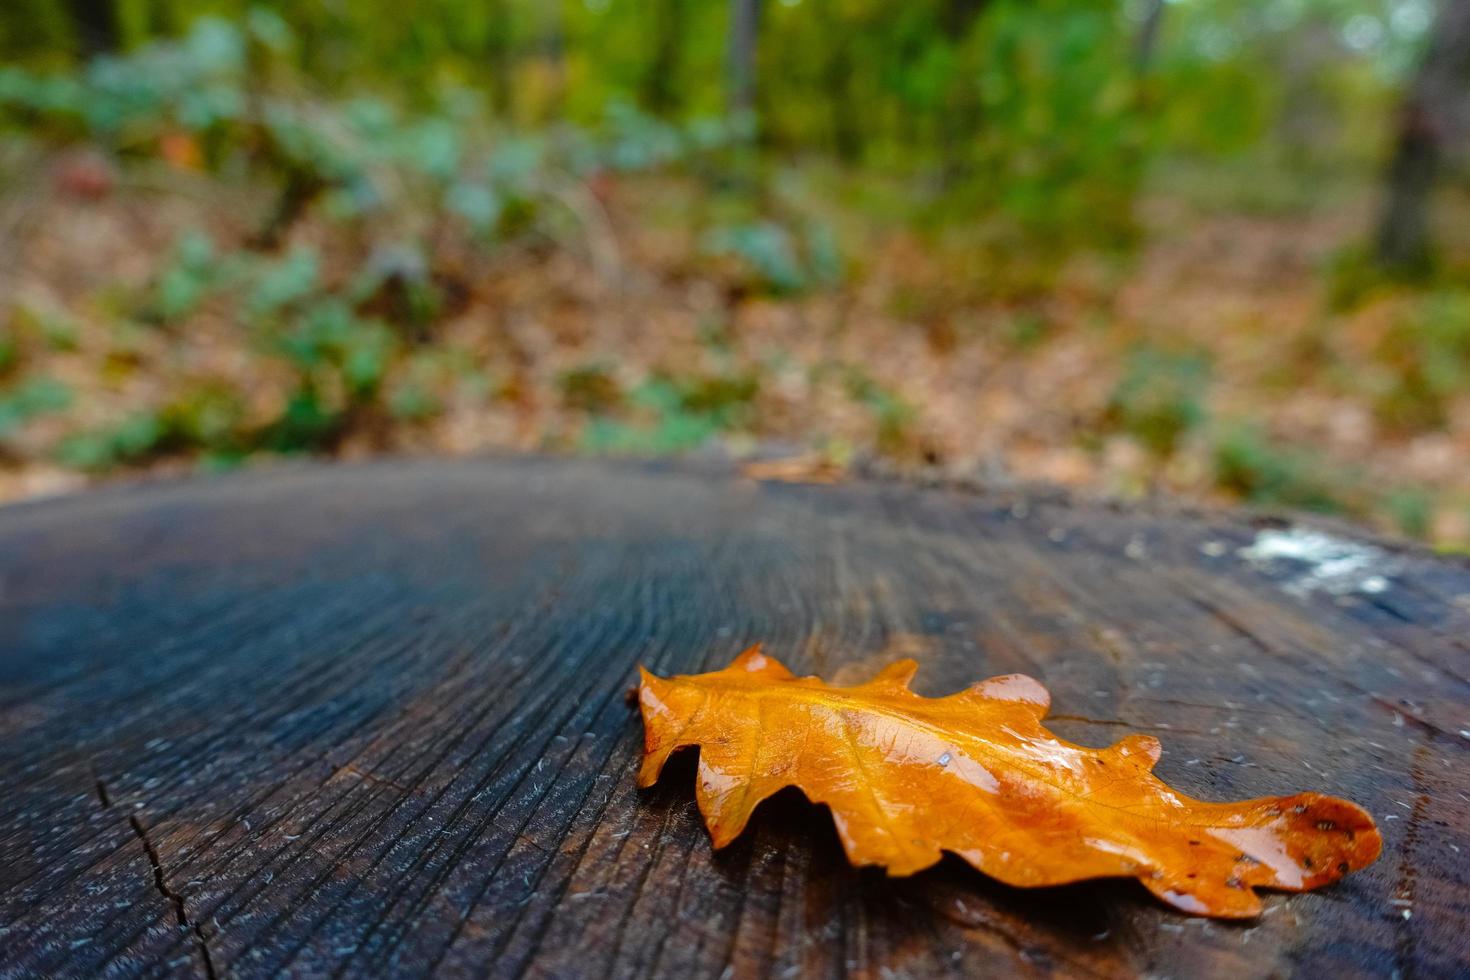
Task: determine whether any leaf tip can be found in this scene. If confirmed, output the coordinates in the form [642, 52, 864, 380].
[1147, 877, 1264, 918]
[1275, 791, 1384, 879]
[867, 657, 920, 690]
[727, 642, 794, 678]
[1113, 733, 1162, 767]
[968, 673, 1051, 714]
[635, 664, 668, 703]
[636, 752, 664, 789]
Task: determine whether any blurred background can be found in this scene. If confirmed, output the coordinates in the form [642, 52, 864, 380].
[1, 0, 1468, 546]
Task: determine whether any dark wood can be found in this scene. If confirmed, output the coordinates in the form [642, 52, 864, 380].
[0, 456, 1467, 979]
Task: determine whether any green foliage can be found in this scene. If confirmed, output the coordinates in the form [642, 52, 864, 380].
[53, 383, 253, 469]
[961, 0, 1146, 244]
[0, 2, 1453, 546]
[386, 380, 438, 422]
[703, 222, 803, 295]
[55, 410, 166, 470]
[159, 383, 249, 450]
[0, 331, 16, 378]
[1372, 289, 1470, 432]
[246, 246, 320, 319]
[754, 0, 1155, 248]
[0, 305, 77, 366]
[1, 1, 1422, 263]
[581, 371, 759, 455]
[1, 16, 750, 268]
[35, 310, 80, 351]
[843, 369, 916, 457]
[385, 350, 457, 422]
[703, 218, 843, 295]
[148, 230, 220, 322]
[262, 386, 340, 453]
[1155, 153, 1354, 219]
[1323, 244, 1415, 311]
[1212, 424, 1346, 514]
[1107, 346, 1211, 456]
[1002, 313, 1053, 351]
[0, 377, 72, 438]
[0, 17, 252, 141]
[1209, 422, 1451, 537]
[558, 363, 623, 414]
[1385, 487, 1433, 540]
[275, 300, 396, 399]
[671, 373, 759, 421]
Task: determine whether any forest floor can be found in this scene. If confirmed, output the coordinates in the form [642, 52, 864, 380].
[3, 156, 1469, 547]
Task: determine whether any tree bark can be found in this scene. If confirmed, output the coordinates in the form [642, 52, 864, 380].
[726, 0, 762, 118]
[942, 0, 989, 39]
[937, 0, 992, 184]
[643, 0, 687, 115]
[814, 0, 861, 162]
[1376, 0, 1470, 271]
[1378, 107, 1443, 271]
[542, 0, 567, 120]
[1133, 0, 1165, 75]
[484, 0, 514, 119]
[66, 0, 119, 59]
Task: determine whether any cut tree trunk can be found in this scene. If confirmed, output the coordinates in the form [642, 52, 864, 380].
[0, 456, 1466, 977]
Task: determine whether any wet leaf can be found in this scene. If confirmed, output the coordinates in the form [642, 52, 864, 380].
[637, 646, 1381, 918]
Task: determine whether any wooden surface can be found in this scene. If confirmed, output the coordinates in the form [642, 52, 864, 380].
[0, 456, 1466, 979]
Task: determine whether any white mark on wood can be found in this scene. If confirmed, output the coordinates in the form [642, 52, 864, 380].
[1238, 527, 1403, 597]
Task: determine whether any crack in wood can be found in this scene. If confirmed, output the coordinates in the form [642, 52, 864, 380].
[330, 762, 415, 795]
[124, 807, 218, 980]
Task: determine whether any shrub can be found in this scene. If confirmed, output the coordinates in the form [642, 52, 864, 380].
[1107, 346, 1211, 456]
[1212, 425, 1346, 514]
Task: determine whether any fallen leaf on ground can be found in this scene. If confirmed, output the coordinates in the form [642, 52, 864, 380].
[740, 454, 847, 485]
[636, 646, 1381, 918]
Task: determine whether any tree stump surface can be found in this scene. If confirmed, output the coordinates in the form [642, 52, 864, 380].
[1, 456, 1466, 979]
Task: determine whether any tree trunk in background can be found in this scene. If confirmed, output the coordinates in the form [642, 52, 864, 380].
[825, 42, 860, 162]
[66, 0, 118, 59]
[815, 0, 860, 161]
[1134, 0, 1165, 75]
[541, 0, 566, 120]
[942, 0, 989, 38]
[1377, 0, 1470, 271]
[484, 0, 514, 118]
[1379, 110, 1443, 271]
[938, 0, 990, 184]
[643, 0, 687, 115]
[726, 0, 762, 118]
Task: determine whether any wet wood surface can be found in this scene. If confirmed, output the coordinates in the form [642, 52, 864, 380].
[0, 455, 1466, 979]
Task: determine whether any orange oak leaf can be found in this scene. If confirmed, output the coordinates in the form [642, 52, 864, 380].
[636, 645, 1381, 918]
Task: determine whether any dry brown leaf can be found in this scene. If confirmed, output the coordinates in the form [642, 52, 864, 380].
[637, 645, 1381, 918]
[740, 454, 846, 485]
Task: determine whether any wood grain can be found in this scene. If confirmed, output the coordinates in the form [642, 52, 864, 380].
[0, 456, 1466, 978]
